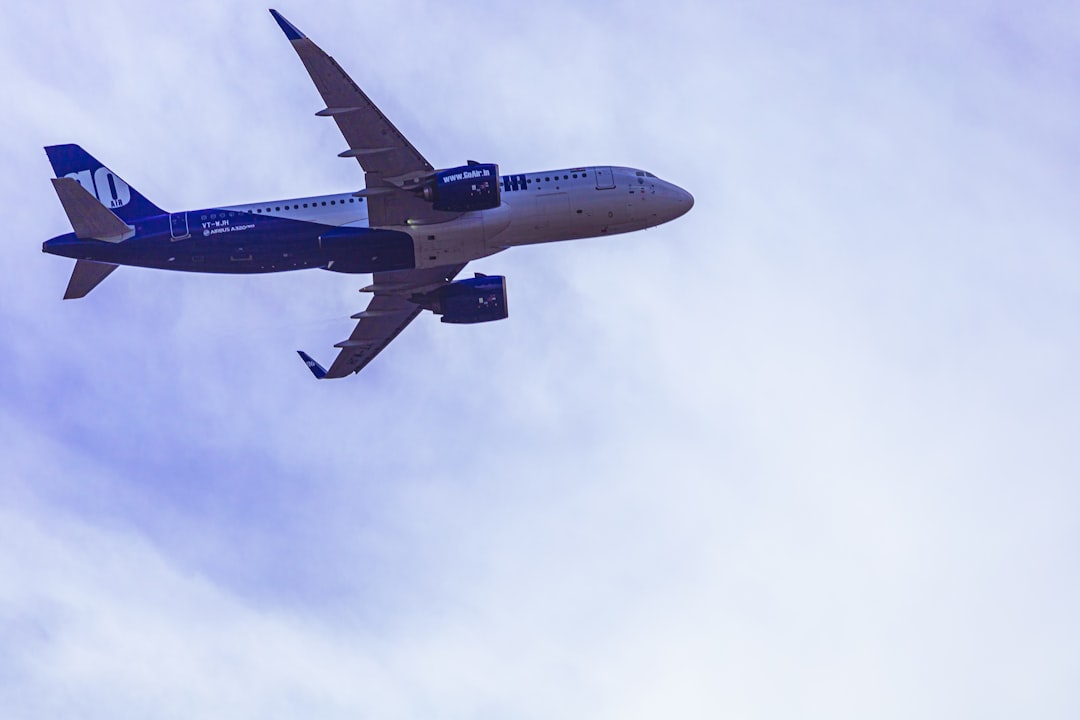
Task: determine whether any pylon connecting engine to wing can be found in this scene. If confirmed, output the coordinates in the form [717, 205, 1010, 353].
[412, 273, 508, 324]
[420, 163, 501, 212]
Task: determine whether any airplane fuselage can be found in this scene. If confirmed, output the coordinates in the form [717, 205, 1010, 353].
[43, 166, 693, 275]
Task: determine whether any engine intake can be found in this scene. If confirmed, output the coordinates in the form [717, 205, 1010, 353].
[423, 163, 501, 212]
[414, 273, 508, 324]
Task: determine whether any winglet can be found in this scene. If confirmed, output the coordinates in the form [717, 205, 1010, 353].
[297, 350, 328, 379]
[270, 9, 306, 41]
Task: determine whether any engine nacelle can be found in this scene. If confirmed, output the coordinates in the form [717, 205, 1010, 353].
[424, 163, 501, 212]
[414, 273, 508, 324]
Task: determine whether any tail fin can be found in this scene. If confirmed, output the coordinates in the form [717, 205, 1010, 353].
[44, 144, 165, 222]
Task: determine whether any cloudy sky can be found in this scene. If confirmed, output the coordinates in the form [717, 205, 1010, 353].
[2, 1, 1079, 717]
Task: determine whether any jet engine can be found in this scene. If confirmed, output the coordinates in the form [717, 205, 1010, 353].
[414, 273, 508, 324]
[422, 163, 501, 212]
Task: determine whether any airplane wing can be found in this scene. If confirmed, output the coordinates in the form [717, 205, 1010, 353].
[270, 9, 458, 227]
[301, 263, 467, 379]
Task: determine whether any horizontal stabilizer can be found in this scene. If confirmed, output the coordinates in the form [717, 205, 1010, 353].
[51, 178, 135, 243]
[64, 259, 118, 299]
[297, 351, 328, 379]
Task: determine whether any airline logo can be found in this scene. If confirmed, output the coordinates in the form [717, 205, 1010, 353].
[64, 167, 131, 210]
[438, 167, 492, 185]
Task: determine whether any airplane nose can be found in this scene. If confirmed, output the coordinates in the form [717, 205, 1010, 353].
[669, 185, 694, 220]
[649, 179, 694, 225]
[680, 188, 694, 211]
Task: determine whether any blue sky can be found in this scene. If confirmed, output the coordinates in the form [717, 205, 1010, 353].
[2, 1, 1079, 717]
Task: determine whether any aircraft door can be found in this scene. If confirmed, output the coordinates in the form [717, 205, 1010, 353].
[533, 193, 571, 233]
[170, 212, 190, 241]
[594, 167, 615, 190]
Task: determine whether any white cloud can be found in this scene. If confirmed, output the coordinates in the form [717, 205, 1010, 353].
[2, 1, 1079, 718]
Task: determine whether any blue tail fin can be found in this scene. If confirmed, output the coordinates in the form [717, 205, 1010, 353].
[44, 144, 165, 222]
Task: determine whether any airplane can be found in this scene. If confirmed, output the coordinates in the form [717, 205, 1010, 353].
[42, 9, 693, 379]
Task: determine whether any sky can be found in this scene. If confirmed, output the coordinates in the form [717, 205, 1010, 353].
[2, 1, 1079, 717]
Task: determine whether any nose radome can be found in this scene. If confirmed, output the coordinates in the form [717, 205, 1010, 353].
[669, 185, 693, 219]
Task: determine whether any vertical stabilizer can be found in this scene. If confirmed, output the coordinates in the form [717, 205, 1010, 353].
[44, 144, 165, 222]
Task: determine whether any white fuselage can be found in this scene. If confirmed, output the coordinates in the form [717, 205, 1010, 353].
[223, 165, 694, 270]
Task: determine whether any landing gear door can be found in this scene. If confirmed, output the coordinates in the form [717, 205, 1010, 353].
[595, 167, 615, 190]
[170, 212, 189, 241]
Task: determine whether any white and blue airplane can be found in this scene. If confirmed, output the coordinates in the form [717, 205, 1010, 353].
[43, 9, 693, 379]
